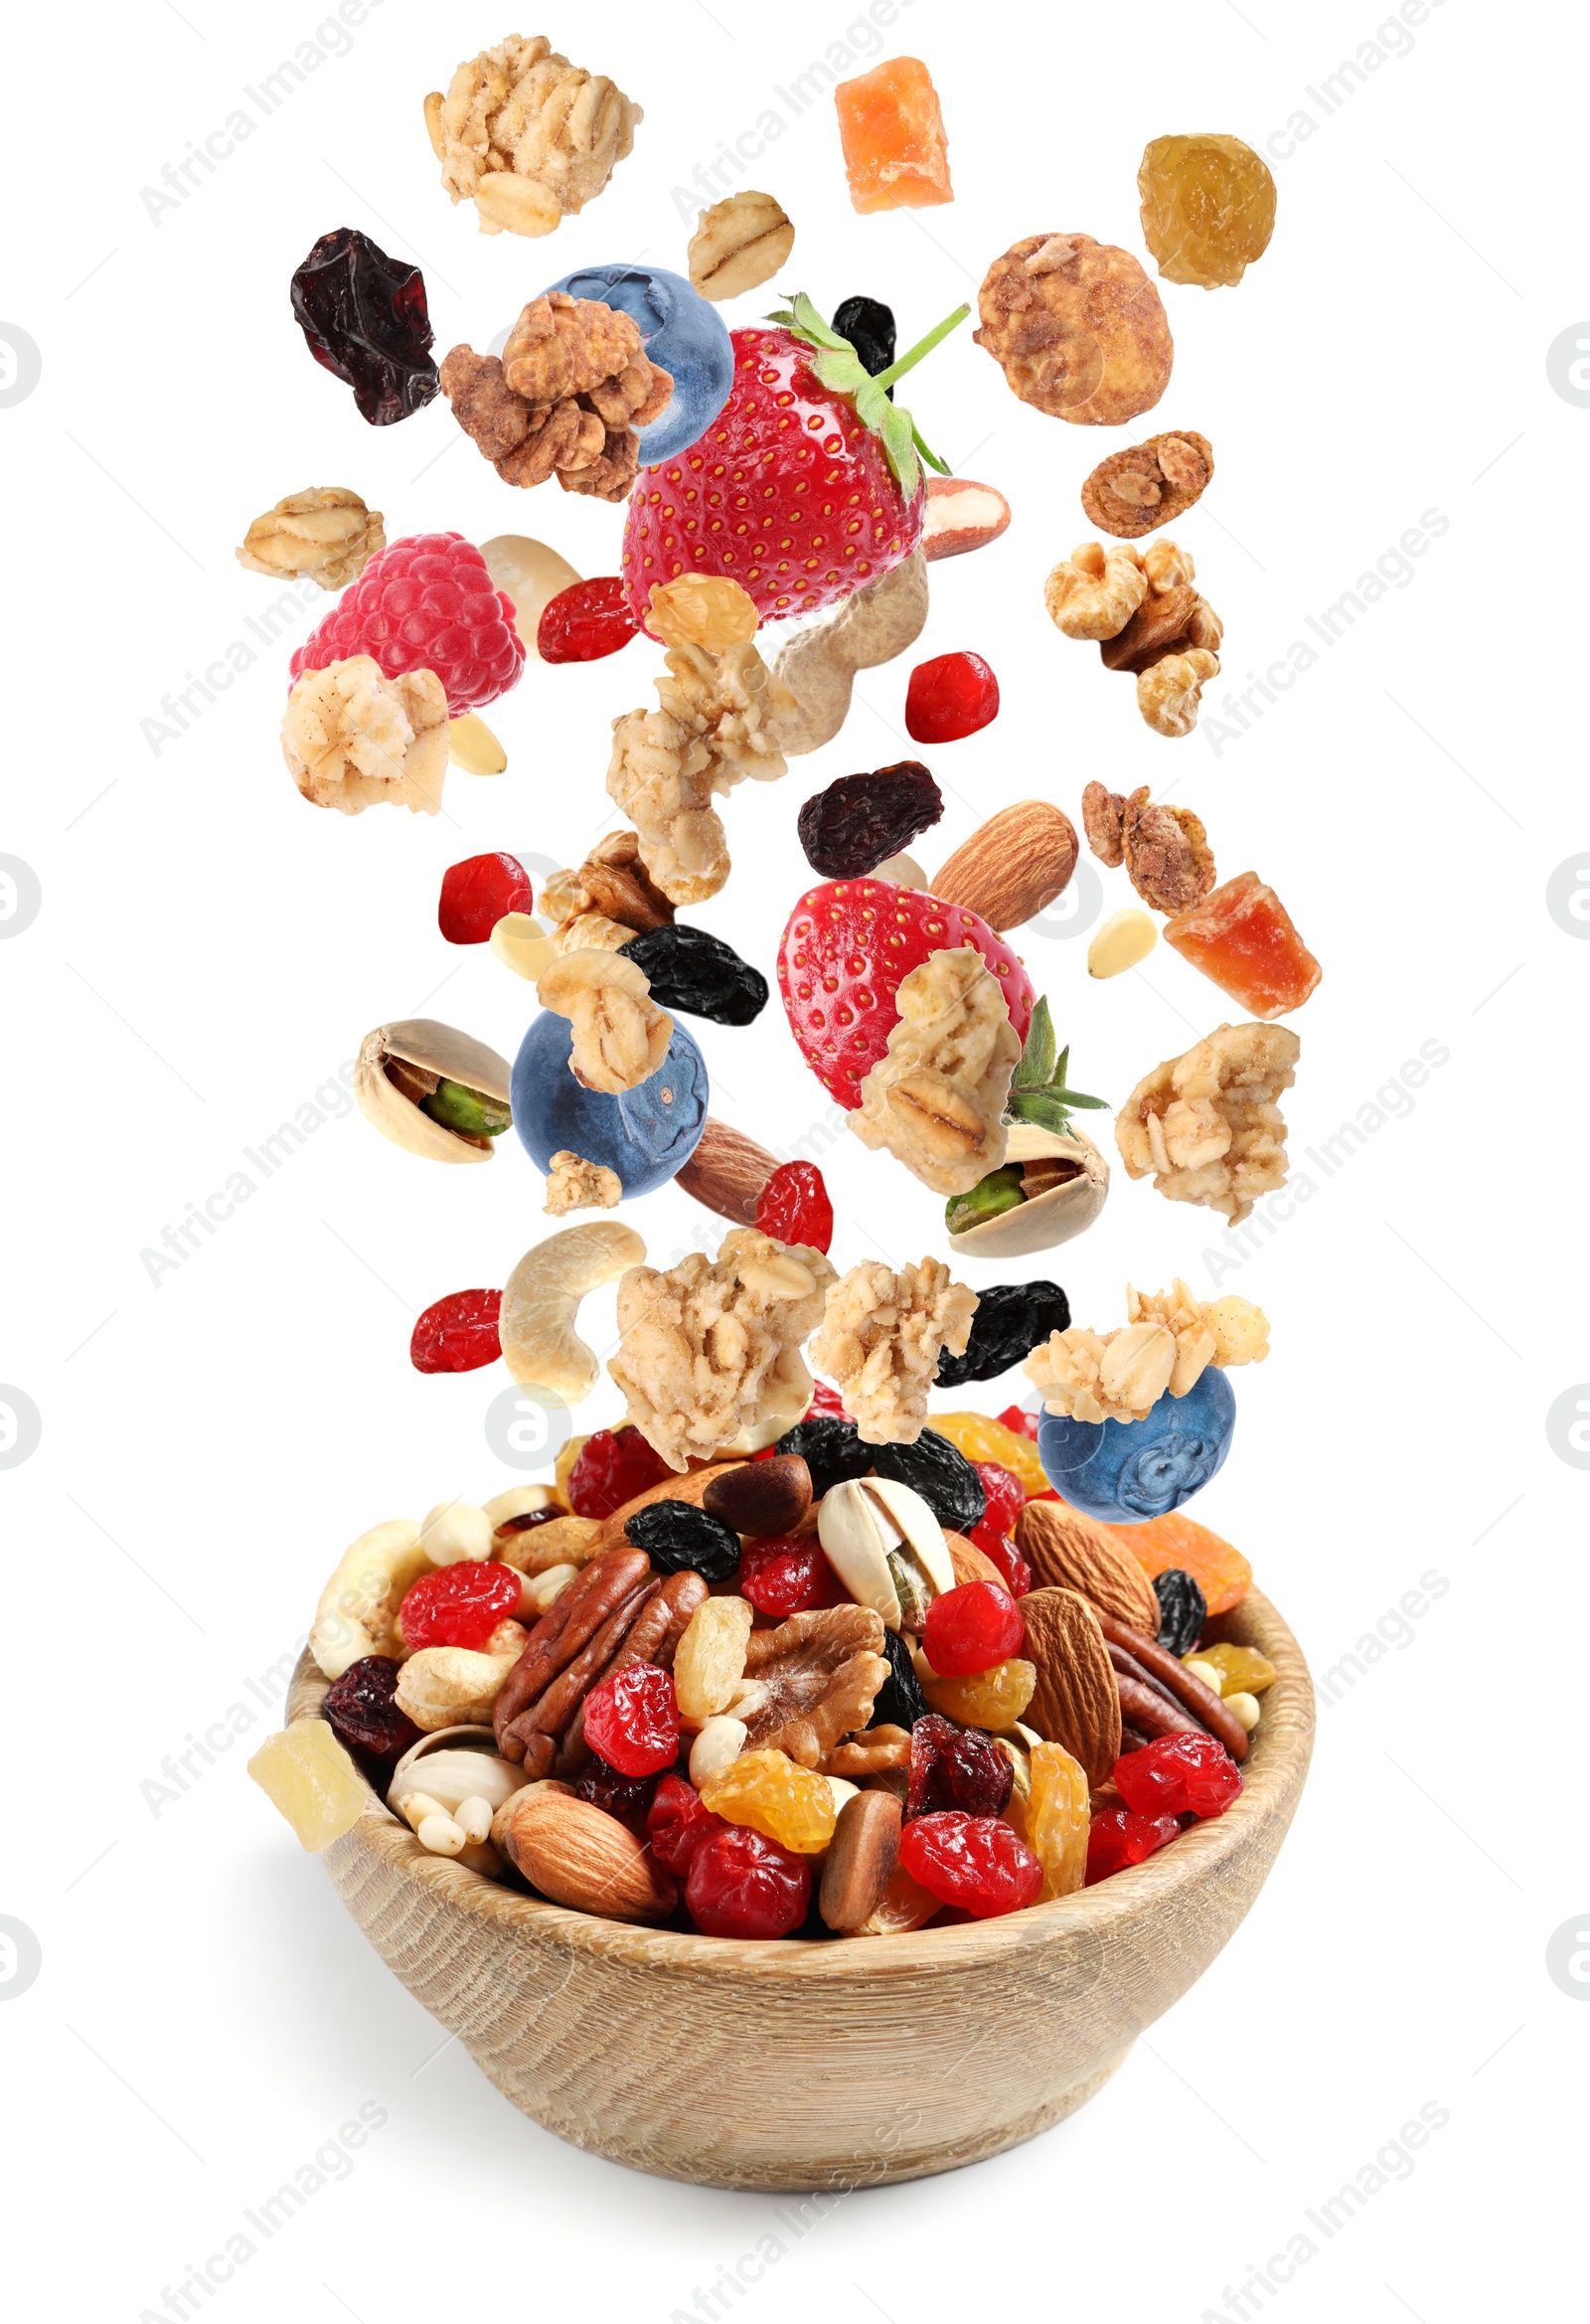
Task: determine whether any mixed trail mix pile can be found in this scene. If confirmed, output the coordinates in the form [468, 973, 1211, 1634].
[244, 31, 1308, 1938]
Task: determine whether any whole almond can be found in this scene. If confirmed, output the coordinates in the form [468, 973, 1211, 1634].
[944, 1530, 1009, 1590]
[1020, 1587, 1122, 1787]
[931, 801, 1079, 931]
[1015, 1502, 1161, 1633]
[493, 1788, 676, 1921]
[674, 1116, 779, 1226]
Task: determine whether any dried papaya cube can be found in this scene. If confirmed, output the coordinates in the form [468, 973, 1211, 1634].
[835, 57, 953, 215]
[247, 1720, 368, 1851]
[1164, 871, 1321, 1020]
[1108, 1511, 1252, 1615]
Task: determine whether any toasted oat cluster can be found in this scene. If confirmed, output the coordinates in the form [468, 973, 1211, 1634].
[280, 656, 448, 817]
[543, 1150, 622, 1216]
[1026, 1277, 1271, 1426]
[237, 487, 385, 590]
[536, 950, 672, 1094]
[809, 1258, 978, 1444]
[850, 946, 1021, 1196]
[1115, 1021, 1300, 1226]
[426, 35, 641, 239]
[608, 1229, 838, 1468]
[440, 293, 671, 502]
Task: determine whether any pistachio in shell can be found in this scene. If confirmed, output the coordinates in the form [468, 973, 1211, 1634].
[356, 1019, 514, 1164]
[945, 1125, 1109, 1257]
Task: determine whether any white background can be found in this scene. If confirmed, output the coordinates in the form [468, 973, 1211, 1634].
[1, 1, 1578, 2316]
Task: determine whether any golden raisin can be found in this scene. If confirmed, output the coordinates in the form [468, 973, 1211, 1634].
[698, 1747, 838, 1854]
[1138, 134, 1277, 290]
[920, 1657, 1036, 1731]
[1191, 1640, 1276, 1697]
[929, 1411, 1049, 1499]
[1024, 1738, 1090, 1901]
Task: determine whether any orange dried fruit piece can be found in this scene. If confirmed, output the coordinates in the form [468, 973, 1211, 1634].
[834, 58, 953, 215]
[1108, 1510, 1252, 1615]
[1164, 871, 1322, 1020]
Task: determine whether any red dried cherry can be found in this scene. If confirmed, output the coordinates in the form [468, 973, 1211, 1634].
[904, 650, 1000, 745]
[898, 1811, 1041, 1917]
[573, 1757, 661, 1836]
[581, 1662, 680, 1777]
[972, 1530, 1033, 1598]
[738, 1534, 846, 1618]
[907, 1714, 1013, 1820]
[1085, 1806, 1180, 1885]
[323, 1655, 422, 1765]
[437, 852, 534, 944]
[647, 1771, 727, 1876]
[922, 1580, 1025, 1676]
[974, 1462, 1027, 1538]
[538, 576, 639, 663]
[996, 1404, 1040, 1442]
[398, 1561, 521, 1651]
[686, 1823, 811, 1938]
[1113, 1732, 1243, 1820]
[565, 1425, 674, 1518]
[754, 1159, 834, 1254]
[410, 1288, 503, 1374]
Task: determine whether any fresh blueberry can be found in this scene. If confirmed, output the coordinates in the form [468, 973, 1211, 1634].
[1036, 1367, 1236, 1523]
[511, 1012, 708, 1198]
[539, 262, 734, 462]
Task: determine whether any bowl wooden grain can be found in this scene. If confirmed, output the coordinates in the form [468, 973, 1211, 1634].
[286, 1587, 1312, 2190]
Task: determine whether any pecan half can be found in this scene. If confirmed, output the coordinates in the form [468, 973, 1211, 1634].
[493, 1547, 649, 1765]
[1097, 1612, 1249, 1761]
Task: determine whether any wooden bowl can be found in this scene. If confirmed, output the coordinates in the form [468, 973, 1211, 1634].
[287, 1588, 1312, 2189]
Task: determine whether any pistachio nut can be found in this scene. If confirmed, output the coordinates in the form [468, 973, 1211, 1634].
[817, 1477, 954, 1632]
[355, 1018, 514, 1164]
[945, 1124, 1109, 1258]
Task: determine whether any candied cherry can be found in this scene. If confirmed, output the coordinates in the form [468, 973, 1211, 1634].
[904, 650, 1000, 745]
[738, 1534, 845, 1617]
[647, 1772, 726, 1877]
[922, 1580, 1025, 1677]
[399, 1562, 522, 1651]
[565, 1425, 674, 1519]
[409, 1287, 502, 1374]
[573, 1756, 661, 1836]
[581, 1663, 680, 1778]
[754, 1160, 835, 1254]
[323, 1655, 422, 1765]
[686, 1824, 812, 1938]
[898, 1812, 1041, 1917]
[437, 853, 534, 945]
[1085, 1806, 1180, 1885]
[538, 576, 639, 664]
[996, 1404, 1040, 1443]
[908, 1714, 1012, 1820]
[974, 1461, 1027, 1537]
[1113, 1732, 1243, 1820]
[971, 1528, 1032, 1598]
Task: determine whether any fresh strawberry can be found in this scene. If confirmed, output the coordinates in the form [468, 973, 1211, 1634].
[777, 878, 1035, 1108]
[620, 291, 968, 630]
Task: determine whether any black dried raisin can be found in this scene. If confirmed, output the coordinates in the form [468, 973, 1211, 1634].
[617, 924, 767, 1026]
[796, 761, 944, 881]
[872, 1429, 986, 1535]
[935, 1281, 1071, 1387]
[833, 296, 896, 394]
[874, 1630, 930, 1731]
[775, 1414, 874, 1498]
[290, 227, 439, 426]
[623, 1499, 741, 1581]
[323, 1656, 422, 1766]
[1154, 1570, 1207, 1658]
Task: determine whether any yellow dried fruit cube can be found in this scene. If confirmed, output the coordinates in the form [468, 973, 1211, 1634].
[699, 1748, 837, 1854]
[1189, 1640, 1276, 1697]
[247, 1721, 367, 1851]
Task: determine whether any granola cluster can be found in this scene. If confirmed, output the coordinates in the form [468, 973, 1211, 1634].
[1082, 782, 1215, 913]
[536, 950, 672, 1094]
[809, 1258, 978, 1445]
[543, 1151, 622, 1217]
[1026, 1278, 1271, 1426]
[425, 35, 641, 239]
[440, 292, 671, 502]
[237, 487, 384, 590]
[539, 831, 676, 955]
[850, 946, 1021, 1196]
[280, 656, 447, 818]
[1115, 1021, 1300, 1226]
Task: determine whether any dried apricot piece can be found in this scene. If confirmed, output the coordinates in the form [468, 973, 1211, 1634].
[1164, 871, 1322, 1020]
[1108, 1510, 1251, 1615]
[834, 57, 953, 215]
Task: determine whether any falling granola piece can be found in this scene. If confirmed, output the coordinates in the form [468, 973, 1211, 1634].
[536, 950, 673, 1094]
[608, 1229, 837, 1468]
[237, 488, 385, 590]
[1081, 781, 1127, 867]
[440, 294, 671, 502]
[280, 656, 448, 817]
[544, 1150, 623, 1216]
[1080, 431, 1214, 540]
[850, 946, 1021, 1196]
[1120, 788, 1215, 913]
[1025, 1277, 1270, 1427]
[1115, 1021, 1299, 1226]
[809, 1259, 978, 1444]
[426, 36, 642, 240]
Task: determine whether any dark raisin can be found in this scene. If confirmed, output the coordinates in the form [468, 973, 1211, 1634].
[874, 1630, 930, 1731]
[775, 1413, 874, 1498]
[616, 924, 767, 1026]
[289, 227, 439, 426]
[872, 1429, 986, 1534]
[796, 761, 944, 880]
[906, 1715, 1012, 1821]
[624, 1499, 741, 1581]
[833, 296, 896, 394]
[573, 1756, 663, 1836]
[1154, 1570, 1208, 1658]
[935, 1281, 1072, 1388]
[323, 1656, 422, 1766]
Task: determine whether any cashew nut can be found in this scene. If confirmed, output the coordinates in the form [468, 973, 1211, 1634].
[309, 1518, 430, 1679]
[500, 1221, 647, 1405]
[767, 549, 929, 755]
[395, 1645, 523, 1733]
[1043, 542, 1148, 641]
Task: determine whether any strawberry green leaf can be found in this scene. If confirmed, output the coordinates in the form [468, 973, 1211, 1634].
[769, 290, 970, 496]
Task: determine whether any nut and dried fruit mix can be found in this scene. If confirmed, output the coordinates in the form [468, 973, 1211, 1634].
[243, 48, 1313, 1947]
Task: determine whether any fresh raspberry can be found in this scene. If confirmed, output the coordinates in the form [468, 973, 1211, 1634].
[289, 532, 525, 714]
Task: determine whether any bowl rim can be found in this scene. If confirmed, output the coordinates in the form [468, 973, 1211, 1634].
[294, 1583, 1313, 1980]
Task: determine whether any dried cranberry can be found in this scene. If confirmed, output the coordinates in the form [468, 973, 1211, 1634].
[922, 1580, 1025, 1676]
[573, 1756, 661, 1836]
[289, 227, 439, 426]
[904, 651, 1000, 745]
[1113, 1733, 1243, 1820]
[437, 853, 534, 944]
[686, 1824, 811, 1938]
[410, 1288, 503, 1374]
[807, 1381, 848, 1418]
[795, 761, 943, 880]
[647, 1771, 727, 1876]
[996, 1404, 1040, 1442]
[907, 1714, 1013, 1821]
[398, 1562, 521, 1651]
[1085, 1806, 1180, 1885]
[898, 1812, 1041, 1917]
[582, 1663, 680, 1777]
[754, 1160, 834, 1254]
[974, 1462, 1027, 1538]
[972, 1530, 1033, 1599]
[738, 1534, 845, 1617]
[323, 1655, 421, 1765]
[538, 576, 639, 663]
[565, 1425, 674, 1519]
